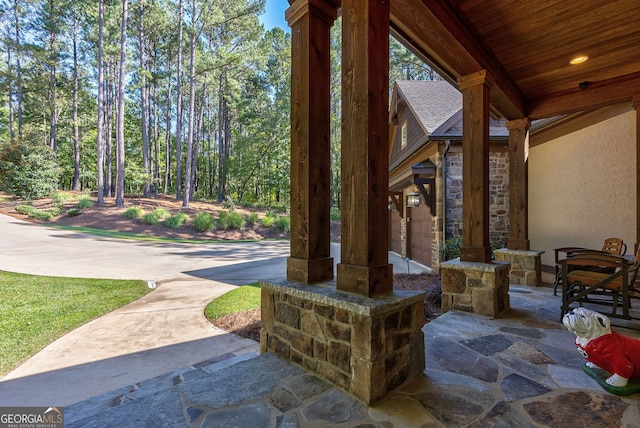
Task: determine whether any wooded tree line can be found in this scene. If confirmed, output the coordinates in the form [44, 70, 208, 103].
[0, 0, 438, 209]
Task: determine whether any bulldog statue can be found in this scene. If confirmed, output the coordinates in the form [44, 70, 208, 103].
[563, 307, 640, 387]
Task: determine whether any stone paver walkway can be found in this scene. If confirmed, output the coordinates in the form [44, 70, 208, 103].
[64, 285, 640, 427]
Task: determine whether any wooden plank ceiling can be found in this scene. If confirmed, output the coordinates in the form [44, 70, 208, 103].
[389, 0, 640, 120]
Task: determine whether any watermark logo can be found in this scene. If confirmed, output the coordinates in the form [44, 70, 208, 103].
[0, 407, 64, 428]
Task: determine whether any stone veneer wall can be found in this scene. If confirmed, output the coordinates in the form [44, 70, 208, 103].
[446, 151, 510, 244]
[260, 280, 426, 405]
[431, 151, 445, 274]
[400, 216, 408, 258]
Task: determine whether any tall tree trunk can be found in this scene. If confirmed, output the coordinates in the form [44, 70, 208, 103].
[207, 103, 214, 198]
[106, 68, 114, 197]
[115, 0, 129, 208]
[152, 48, 159, 199]
[48, 0, 57, 153]
[139, 0, 150, 197]
[5, 26, 14, 141]
[223, 99, 231, 199]
[175, 0, 184, 199]
[13, 0, 23, 140]
[72, 15, 81, 190]
[216, 75, 225, 203]
[182, 0, 196, 208]
[190, 85, 205, 201]
[164, 59, 173, 195]
[96, 0, 105, 205]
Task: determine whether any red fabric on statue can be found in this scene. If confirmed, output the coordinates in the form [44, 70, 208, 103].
[576, 330, 640, 380]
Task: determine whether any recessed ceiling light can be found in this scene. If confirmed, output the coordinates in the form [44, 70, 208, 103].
[570, 55, 589, 65]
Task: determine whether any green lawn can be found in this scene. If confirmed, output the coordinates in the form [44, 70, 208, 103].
[204, 283, 261, 320]
[0, 271, 150, 376]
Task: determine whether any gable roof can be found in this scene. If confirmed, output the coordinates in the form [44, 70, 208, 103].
[392, 80, 509, 138]
[394, 80, 462, 136]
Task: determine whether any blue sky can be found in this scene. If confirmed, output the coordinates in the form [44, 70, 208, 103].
[259, 0, 289, 31]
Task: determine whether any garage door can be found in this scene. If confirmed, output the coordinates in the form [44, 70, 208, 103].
[390, 210, 402, 254]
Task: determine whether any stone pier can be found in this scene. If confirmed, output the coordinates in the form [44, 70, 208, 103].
[494, 249, 545, 286]
[440, 260, 510, 318]
[260, 280, 426, 405]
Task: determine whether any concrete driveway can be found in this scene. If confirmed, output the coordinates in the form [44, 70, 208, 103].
[0, 213, 290, 282]
[0, 213, 426, 406]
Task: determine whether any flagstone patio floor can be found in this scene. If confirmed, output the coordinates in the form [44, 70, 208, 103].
[64, 284, 640, 427]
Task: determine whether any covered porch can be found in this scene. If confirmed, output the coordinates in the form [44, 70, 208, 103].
[263, 0, 640, 405]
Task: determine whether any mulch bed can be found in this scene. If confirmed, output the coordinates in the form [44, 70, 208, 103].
[394, 272, 443, 321]
[211, 309, 262, 342]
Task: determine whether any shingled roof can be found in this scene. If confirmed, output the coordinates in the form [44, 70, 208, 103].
[393, 80, 508, 138]
[394, 80, 461, 135]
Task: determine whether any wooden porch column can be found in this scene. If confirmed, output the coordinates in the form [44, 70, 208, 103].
[457, 70, 493, 263]
[337, 0, 393, 296]
[506, 118, 531, 251]
[634, 95, 640, 249]
[285, 0, 338, 283]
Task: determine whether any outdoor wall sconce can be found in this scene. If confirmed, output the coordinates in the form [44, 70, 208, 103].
[406, 191, 421, 207]
[388, 200, 394, 211]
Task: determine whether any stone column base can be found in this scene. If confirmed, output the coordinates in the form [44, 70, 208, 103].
[440, 260, 510, 318]
[260, 279, 426, 405]
[494, 249, 545, 286]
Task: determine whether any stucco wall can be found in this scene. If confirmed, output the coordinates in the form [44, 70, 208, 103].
[529, 110, 636, 268]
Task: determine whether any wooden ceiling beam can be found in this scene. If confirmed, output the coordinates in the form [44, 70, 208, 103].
[389, 1, 475, 80]
[390, 0, 525, 119]
[526, 72, 640, 119]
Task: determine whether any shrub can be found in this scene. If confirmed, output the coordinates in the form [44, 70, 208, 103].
[47, 206, 61, 217]
[14, 204, 35, 215]
[247, 213, 259, 225]
[123, 206, 145, 219]
[442, 237, 506, 261]
[76, 196, 94, 209]
[0, 140, 61, 199]
[28, 210, 54, 221]
[140, 212, 160, 225]
[52, 192, 75, 206]
[442, 236, 462, 261]
[491, 240, 505, 252]
[217, 210, 228, 230]
[66, 208, 82, 217]
[227, 211, 245, 230]
[13, 204, 58, 221]
[193, 212, 214, 232]
[164, 213, 188, 229]
[261, 215, 276, 228]
[275, 216, 290, 233]
[152, 208, 171, 220]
